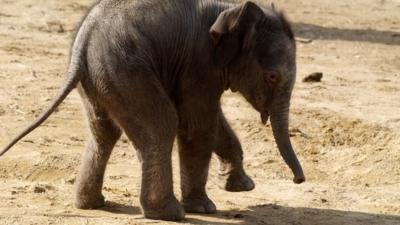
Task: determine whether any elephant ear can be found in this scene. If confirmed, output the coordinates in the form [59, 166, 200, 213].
[210, 1, 264, 67]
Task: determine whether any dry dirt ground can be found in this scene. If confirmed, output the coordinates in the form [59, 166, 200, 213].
[0, 0, 399, 224]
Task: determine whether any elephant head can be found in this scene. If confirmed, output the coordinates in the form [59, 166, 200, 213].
[210, 1, 305, 184]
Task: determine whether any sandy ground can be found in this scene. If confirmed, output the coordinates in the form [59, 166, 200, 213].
[0, 0, 400, 224]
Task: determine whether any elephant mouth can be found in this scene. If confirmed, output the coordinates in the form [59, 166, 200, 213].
[260, 111, 269, 125]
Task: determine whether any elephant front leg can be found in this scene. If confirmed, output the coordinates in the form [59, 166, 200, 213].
[214, 110, 255, 192]
[178, 126, 217, 214]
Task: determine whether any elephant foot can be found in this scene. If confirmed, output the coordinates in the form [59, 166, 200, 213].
[75, 193, 105, 209]
[219, 169, 255, 192]
[181, 197, 216, 214]
[143, 197, 185, 221]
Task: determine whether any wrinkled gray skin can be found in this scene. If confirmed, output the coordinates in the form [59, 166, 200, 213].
[0, 0, 305, 221]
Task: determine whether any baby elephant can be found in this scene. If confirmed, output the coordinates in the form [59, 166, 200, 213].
[1, 0, 305, 221]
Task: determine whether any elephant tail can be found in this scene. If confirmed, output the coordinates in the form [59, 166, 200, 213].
[0, 16, 93, 157]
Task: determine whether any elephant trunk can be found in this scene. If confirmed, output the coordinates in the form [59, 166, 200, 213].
[269, 99, 305, 184]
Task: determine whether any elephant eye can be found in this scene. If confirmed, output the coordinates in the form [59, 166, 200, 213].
[265, 71, 280, 86]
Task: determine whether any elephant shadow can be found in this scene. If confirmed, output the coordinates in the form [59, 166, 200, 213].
[190, 204, 400, 225]
[293, 22, 400, 46]
[99, 201, 142, 215]
[99, 201, 400, 225]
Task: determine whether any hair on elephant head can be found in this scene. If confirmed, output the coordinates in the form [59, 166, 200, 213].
[210, 2, 304, 184]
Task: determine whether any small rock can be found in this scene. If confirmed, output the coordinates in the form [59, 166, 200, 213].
[296, 37, 313, 44]
[65, 177, 75, 185]
[123, 191, 132, 197]
[41, 97, 51, 102]
[303, 72, 323, 83]
[233, 213, 245, 219]
[11, 191, 17, 195]
[31, 70, 37, 78]
[57, 24, 65, 33]
[289, 128, 302, 137]
[33, 186, 46, 194]
[321, 198, 328, 203]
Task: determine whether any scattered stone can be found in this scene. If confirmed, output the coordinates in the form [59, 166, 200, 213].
[33, 185, 46, 194]
[70, 136, 84, 142]
[289, 128, 302, 137]
[10, 59, 21, 63]
[31, 70, 37, 78]
[44, 21, 66, 33]
[123, 190, 132, 197]
[233, 213, 245, 219]
[296, 37, 313, 44]
[321, 198, 328, 203]
[64, 177, 75, 185]
[303, 72, 323, 83]
[0, 12, 16, 18]
[376, 79, 391, 83]
[11, 190, 17, 195]
[41, 97, 51, 102]
[57, 24, 65, 33]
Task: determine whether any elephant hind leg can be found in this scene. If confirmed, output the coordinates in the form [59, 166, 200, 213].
[104, 76, 184, 221]
[75, 87, 122, 209]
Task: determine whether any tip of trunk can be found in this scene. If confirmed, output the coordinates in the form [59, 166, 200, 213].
[293, 173, 305, 184]
[269, 109, 305, 185]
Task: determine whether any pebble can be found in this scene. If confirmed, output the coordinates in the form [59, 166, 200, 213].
[33, 186, 46, 194]
[303, 72, 323, 83]
[64, 177, 75, 185]
[233, 213, 245, 218]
